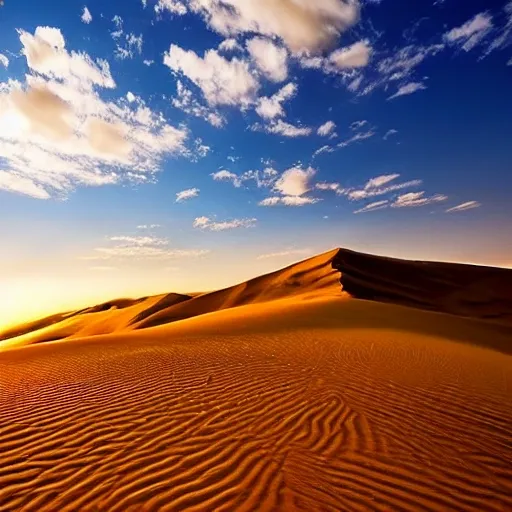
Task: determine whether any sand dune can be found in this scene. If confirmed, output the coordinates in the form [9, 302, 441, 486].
[333, 249, 512, 325]
[0, 249, 340, 349]
[1, 248, 511, 510]
[4, 247, 512, 349]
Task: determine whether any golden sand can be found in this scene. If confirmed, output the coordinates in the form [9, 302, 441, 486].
[1, 249, 511, 511]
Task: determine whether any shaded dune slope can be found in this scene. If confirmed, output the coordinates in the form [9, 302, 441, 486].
[333, 249, 512, 325]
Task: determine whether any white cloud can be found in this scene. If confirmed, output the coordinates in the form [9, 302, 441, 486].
[365, 174, 400, 189]
[115, 33, 143, 60]
[176, 187, 200, 202]
[446, 201, 481, 213]
[0, 53, 8, 68]
[337, 129, 375, 148]
[246, 37, 288, 82]
[347, 174, 422, 200]
[317, 120, 336, 137]
[155, 0, 187, 15]
[172, 80, 225, 127]
[487, 2, 512, 55]
[111, 15, 124, 40]
[19, 26, 115, 89]
[350, 120, 368, 130]
[354, 200, 389, 214]
[0, 172, 50, 199]
[143, 59, 154, 66]
[211, 169, 242, 187]
[261, 119, 313, 137]
[81, 7, 92, 24]
[315, 181, 344, 194]
[218, 38, 242, 53]
[211, 167, 279, 189]
[383, 129, 398, 140]
[84, 234, 209, 260]
[388, 82, 426, 100]
[298, 55, 324, 69]
[193, 216, 257, 231]
[178, 0, 360, 53]
[0, 27, 189, 200]
[328, 40, 372, 70]
[164, 45, 259, 107]
[392, 191, 448, 208]
[259, 196, 320, 206]
[274, 166, 316, 196]
[255, 82, 297, 120]
[137, 224, 161, 229]
[313, 145, 334, 157]
[444, 13, 493, 52]
[109, 235, 168, 246]
[377, 44, 445, 82]
[257, 248, 312, 260]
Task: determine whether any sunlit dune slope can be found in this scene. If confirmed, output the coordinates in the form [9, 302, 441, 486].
[0, 249, 340, 349]
[1, 292, 511, 510]
[3, 247, 512, 351]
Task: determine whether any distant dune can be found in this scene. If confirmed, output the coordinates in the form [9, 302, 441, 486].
[1, 248, 511, 510]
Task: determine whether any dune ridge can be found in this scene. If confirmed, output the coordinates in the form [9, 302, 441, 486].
[1, 247, 512, 510]
[333, 248, 512, 325]
[3, 247, 512, 350]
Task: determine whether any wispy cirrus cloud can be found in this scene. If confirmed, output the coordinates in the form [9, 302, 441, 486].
[259, 196, 320, 206]
[257, 248, 312, 260]
[446, 201, 481, 213]
[443, 12, 493, 52]
[253, 118, 313, 138]
[388, 82, 427, 100]
[392, 191, 448, 208]
[347, 174, 422, 200]
[315, 182, 345, 194]
[83, 233, 209, 261]
[354, 200, 389, 214]
[193, 216, 257, 231]
[383, 129, 398, 140]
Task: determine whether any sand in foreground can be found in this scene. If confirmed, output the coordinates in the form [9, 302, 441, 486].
[1, 249, 512, 511]
[1, 296, 511, 511]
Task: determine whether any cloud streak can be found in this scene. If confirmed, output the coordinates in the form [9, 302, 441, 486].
[193, 216, 257, 231]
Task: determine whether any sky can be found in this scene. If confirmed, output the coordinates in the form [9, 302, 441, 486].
[0, 0, 511, 328]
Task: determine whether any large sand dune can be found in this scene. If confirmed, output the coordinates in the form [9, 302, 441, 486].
[1, 249, 511, 510]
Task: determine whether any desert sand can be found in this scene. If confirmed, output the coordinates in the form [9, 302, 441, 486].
[1, 249, 511, 511]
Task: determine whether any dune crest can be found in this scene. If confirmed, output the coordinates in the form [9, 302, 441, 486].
[2, 247, 512, 351]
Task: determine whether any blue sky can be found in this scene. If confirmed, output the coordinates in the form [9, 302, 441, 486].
[0, 0, 511, 326]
